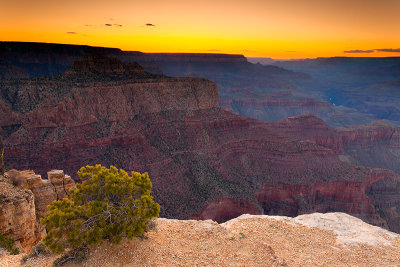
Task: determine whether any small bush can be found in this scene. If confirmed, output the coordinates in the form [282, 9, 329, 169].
[21, 242, 50, 263]
[5, 169, 25, 187]
[10, 175, 25, 187]
[0, 233, 19, 255]
[41, 165, 160, 253]
[145, 219, 158, 232]
[53, 247, 88, 267]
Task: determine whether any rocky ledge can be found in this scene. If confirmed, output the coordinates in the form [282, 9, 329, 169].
[1, 212, 399, 266]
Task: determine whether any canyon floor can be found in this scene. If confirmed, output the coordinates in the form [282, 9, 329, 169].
[1, 213, 399, 267]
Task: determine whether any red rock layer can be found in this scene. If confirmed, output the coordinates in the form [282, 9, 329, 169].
[1, 55, 400, 233]
[336, 121, 400, 174]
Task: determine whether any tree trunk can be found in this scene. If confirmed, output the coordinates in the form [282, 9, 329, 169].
[0, 136, 4, 176]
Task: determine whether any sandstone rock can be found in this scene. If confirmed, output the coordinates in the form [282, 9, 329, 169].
[0, 179, 40, 253]
[47, 170, 75, 201]
[5, 170, 75, 216]
[0, 169, 75, 252]
[292, 212, 398, 246]
[223, 212, 399, 247]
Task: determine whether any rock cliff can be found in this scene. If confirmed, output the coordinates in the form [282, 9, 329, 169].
[0, 170, 75, 252]
[1, 55, 400, 234]
[0, 180, 39, 253]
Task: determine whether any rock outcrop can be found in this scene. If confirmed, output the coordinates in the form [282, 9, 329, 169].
[3, 213, 399, 266]
[63, 54, 156, 81]
[0, 180, 39, 253]
[1, 55, 400, 234]
[0, 170, 75, 252]
[6, 170, 75, 218]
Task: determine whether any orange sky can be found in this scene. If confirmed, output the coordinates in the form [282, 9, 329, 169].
[1, 0, 400, 58]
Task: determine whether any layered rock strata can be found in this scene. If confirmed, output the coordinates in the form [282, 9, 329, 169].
[1, 55, 399, 234]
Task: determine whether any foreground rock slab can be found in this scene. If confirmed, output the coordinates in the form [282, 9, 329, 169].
[2, 212, 399, 266]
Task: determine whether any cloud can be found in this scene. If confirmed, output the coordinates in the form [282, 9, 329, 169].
[286, 51, 297, 53]
[146, 23, 156, 27]
[343, 48, 400, 54]
[85, 23, 122, 27]
[344, 49, 374, 53]
[375, 48, 400, 53]
[66, 32, 77, 34]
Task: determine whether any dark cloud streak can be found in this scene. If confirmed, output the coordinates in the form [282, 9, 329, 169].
[343, 48, 400, 53]
[66, 32, 77, 34]
[85, 23, 122, 27]
[375, 48, 400, 52]
[146, 23, 156, 27]
[344, 49, 374, 53]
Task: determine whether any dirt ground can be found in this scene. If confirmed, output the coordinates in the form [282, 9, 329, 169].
[1, 213, 399, 267]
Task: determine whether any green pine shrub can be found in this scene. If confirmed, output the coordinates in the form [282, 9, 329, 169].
[40, 164, 160, 254]
[0, 233, 19, 255]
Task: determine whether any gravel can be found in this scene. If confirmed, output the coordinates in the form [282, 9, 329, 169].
[1, 213, 399, 267]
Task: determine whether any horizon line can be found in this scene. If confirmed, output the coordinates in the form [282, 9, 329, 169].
[2, 40, 400, 61]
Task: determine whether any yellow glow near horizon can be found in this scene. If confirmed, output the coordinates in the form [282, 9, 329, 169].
[1, 0, 400, 59]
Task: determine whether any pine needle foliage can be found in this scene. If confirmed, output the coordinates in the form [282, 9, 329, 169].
[0, 233, 19, 255]
[40, 165, 160, 253]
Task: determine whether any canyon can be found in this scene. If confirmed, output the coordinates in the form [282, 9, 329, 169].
[1, 52, 400, 235]
[2, 42, 399, 127]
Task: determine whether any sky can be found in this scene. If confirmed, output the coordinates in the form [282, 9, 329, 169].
[1, 0, 400, 59]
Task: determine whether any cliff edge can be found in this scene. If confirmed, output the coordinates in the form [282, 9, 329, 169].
[1, 213, 399, 266]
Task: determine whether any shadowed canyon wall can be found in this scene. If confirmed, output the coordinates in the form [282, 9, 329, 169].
[1, 54, 399, 234]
